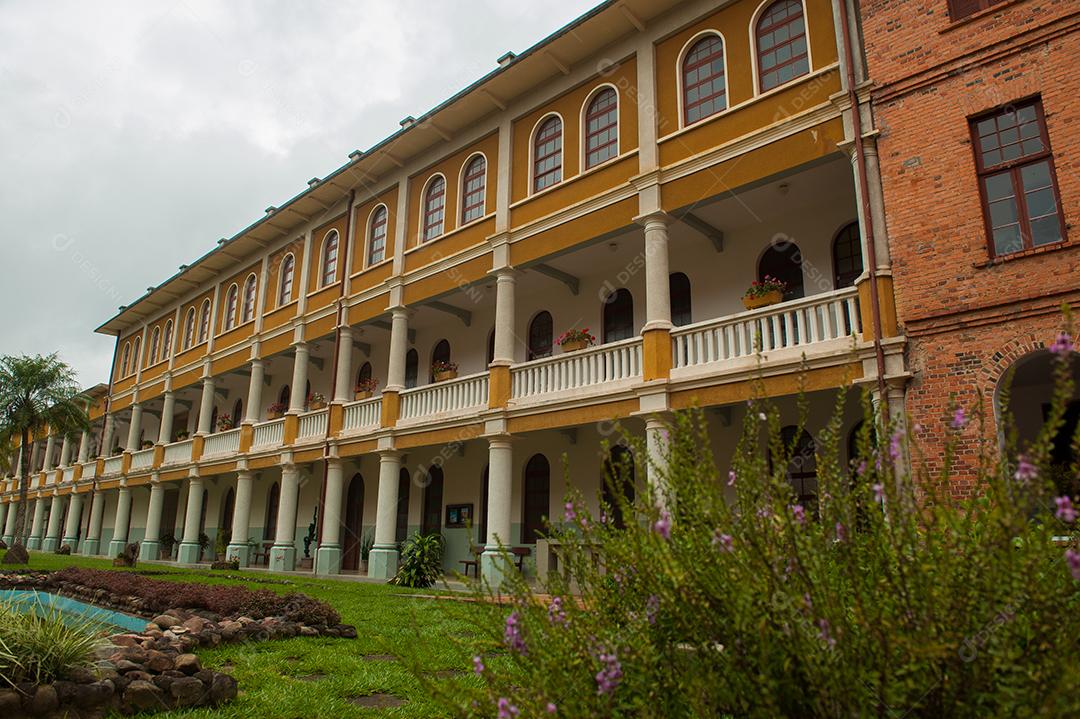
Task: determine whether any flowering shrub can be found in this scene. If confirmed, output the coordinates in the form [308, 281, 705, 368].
[743, 274, 786, 299]
[215, 413, 234, 432]
[354, 377, 379, 393]
[557, 328, 597, 348]
[306, 392, 326, 406]
[415, 326, 1080, 718]
[432, 360, 459, 374]
[267, 402, 287, 416]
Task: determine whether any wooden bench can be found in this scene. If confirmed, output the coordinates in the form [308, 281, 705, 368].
[459, 545, 483, 578]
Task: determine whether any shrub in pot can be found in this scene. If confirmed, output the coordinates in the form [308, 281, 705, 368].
[390, 532, 445, 588]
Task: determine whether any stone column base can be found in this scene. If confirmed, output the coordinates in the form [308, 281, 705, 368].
[367, 546, 399, 580]
[481, 549, 513, 587]
[108, 539, 128, 557]
[177, 541, 202, 564]
[26, 537, 43, 551]
[41, 537, 60, 553]
[140, 540, 160, 562]
[314, 545, 342, 576]
[225, 543, 251, 568]
[1, 534, 13, 546]
[269, 545, 296, 572]
[80, 539, 100, 556]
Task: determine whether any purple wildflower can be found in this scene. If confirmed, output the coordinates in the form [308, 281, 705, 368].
[872, 483, 886, 503]
[548, 597, 567, 625]
[1066, 549, 1080, 581]
[645, 595, 660, 626]
[563, 501, 576, 523]
[835, 522, 847, 543]
[653, 508, 672, 540]
[818, 617, 836, 648]
[889, 430, 903, 462]
[1055, 496, 1077, 523]
[713, 530, 734, 552]
[595, 651, 622, 695]
[856, 459, 868, 476]
[951, 407, 967, 430]
[472, 655, 484, 675]
[757, 506, 772, 519]
[504, 611, 527, 655]
[791, 504, 806, 526]
[546, 702, 558, 714]
[727, 469, 737, 486]
[497, 698, 519, 719]
[1050, 331, 1074, 357]
[1014, 455, 1038, 483]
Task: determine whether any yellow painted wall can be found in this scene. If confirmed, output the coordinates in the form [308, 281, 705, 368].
[307, 213, 349, 295]
[350, 185, 399, 276]
[264, 238, 306, 314]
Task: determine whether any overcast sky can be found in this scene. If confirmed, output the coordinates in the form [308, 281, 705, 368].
[0, 0, 598, 389]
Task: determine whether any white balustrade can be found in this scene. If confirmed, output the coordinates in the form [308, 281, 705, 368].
[162, 440, 193, 465]
[102, 455, 123, 476]
[252, 418, 285, 449]
[80, 461, 96, 481]
[62, 466, 75, 484]
[342, 397, 382, 432]
[297, 408, 328, 440]
[201, 428, 241, 457]
[511, 337, 643, 400]
[400, 372, 489, 421]
[129, 448, 154, 471]
[672, 289, 862, 370]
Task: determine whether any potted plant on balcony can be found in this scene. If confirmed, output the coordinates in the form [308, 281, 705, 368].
[175, 429, 189, 441]
[742, 275, 787, 310]
[140, 439, 154, 449]
[354, 378, 378, 400]
[432, 360, 458, 382]
[216, 413, 234, 432]
[267, 402, 287, 420]
[557, 327, 596, 353]
[307, 392, 327, 410]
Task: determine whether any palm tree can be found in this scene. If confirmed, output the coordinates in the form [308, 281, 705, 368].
[0, 354, 90, 551]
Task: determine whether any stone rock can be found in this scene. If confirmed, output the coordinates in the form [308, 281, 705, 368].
[126, 670, 154, 682]
[2, 543, 29, 565]
[0, 689, 21, 716]
[208, 674, 238, 705]
[114, 660, 142, 674]
[299, 626, 318, 637]
[109, 634, 142, 648]
[109, 647, 147, 665]
[73, 680, 114, 709]
[336, 624, 358, 639]
[67, 667, 97, 684]
[151, 675, 175, 693]
[218, 620, 240, 640]
[194, 670, 215, 685]
[28, 685, 58, 715]
[169, 677, 205, 707]
[161, 670, 185, 679]
[181, 616, 210, 633]
[175, 654, 201, 675]
[144, 650, 173, 673]
[52, 681, 77, 705]
[124, 679, 166, 711]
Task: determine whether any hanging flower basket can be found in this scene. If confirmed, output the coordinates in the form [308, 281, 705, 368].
[742, 276, 787, 310]
[432, 361, 458, 382]
[557, 328, 596, 353]
[267, 403, 287, 420]
[354, 378, 378, 400]
[307, 393, 327, 411]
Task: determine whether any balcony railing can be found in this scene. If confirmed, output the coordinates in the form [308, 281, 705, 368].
[80, 461, 96, 481]
[511, 336, 643, 400]
[297, 408, 328, 441]
[102, 455, 123, 476]
[252, 418, 285, 449]
[162, 439, 193, 465]
[202, 428, 241, 458]
[62, 466, 75, 484]
[130, 448, 155, 471]
[343, 397, 382, 432]
[400, 371, 489, 421]
[671, 289, 861, 371]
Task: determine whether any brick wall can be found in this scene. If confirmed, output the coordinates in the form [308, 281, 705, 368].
[860, 0, 1080, 492]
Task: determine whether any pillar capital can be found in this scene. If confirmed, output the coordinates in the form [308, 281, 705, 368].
[633, 210, 673, 230]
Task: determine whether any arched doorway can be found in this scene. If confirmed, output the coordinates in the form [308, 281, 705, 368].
[670, 272, 692, 327]
[759, 242, 804, 300]
[777, 426, 818, 511]
[430, 340, 451, 382]
[219, 488, 235, 549]
[479, 465, 489, 547]
[602, 288, 634, 343]
[405, 349, 419, 389]
[522, 454, 550, 543]
[528, 312, 553, 360]
[396, 468, 411, 543]
[342, 473, 365, 571]
[264, 482, 280, 541]
[603, 445, 636, 529]
[421, 466, 444, 536]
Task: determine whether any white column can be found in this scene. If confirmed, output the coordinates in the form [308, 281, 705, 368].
[100, 414, 115, 457]
[386, 308, 409, 391]
[27, 498, 47, 549]
[107, 487, 132, 556]
[158, 391, 175, 444]
[642, 215, 672, 331]
[368, 451, 402, 579]
[315, 459, 345, 575]
[288, 344, 310, 413]
[2, 500, 18, 544]
[177, 477, 204, 563]
[226, 470, 254, 566]
[44, 436, 57, 470]
[492, 269, 516, 365]
[141, 481, 165, 559]
[645, 417, 671, 507]
[81, 491, 106, 555]
[42, 495, 66, 551]
[126, 404, 143, 450]
[244, 361, 265, 423]
[482, 437, 514, 586]
[269, 464, 300, 571]
[77, 430, 90, 464]
[197, 378, 216, 435]
[62, 493, 83, 550]
[59, 436, 72, 467]
[334, 326, 354, 402]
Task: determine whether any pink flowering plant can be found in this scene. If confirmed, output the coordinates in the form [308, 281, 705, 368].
[556, 328, 596, 348]
[743, 274, 787, 299]
[432, 360, 458, 374]
[401, 314, 1080, 718]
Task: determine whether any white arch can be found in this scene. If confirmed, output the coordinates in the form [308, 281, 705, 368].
[277, 252, 296, 306]
[748, 0, 814, 96]
[528, 112, 565, 195]
[364, 203, 390, 266]
[418, 173, 448, 243]
[241, 272, 258, 322]
[320, 229, 341, 286]
[675, 29, 731, 128]
[223, 283, 240, 331]
[457, 152, 489, 225]
[579, 83, 621, 170]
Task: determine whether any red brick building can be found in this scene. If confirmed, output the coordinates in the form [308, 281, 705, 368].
[860, 0, 1080, 494]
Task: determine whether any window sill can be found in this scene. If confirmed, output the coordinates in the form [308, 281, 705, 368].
[972, 237, 1077, 269]
[939, 0, 1027, 34]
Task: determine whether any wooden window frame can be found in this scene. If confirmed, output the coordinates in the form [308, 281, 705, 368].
[460, 156, 487, 224]
[368, 206, 388, 265]
[321, 231, 339, 287]
[756, 0, 809, 93]
[532, 116, 563, 193]
[278, 254, 295, 307]
[584, 88, 619, 169]
[682, 35, 727, 126]
[422, 176, 446, 242]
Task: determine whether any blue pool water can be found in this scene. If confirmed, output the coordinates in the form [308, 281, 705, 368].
[0, 589, 147, 632]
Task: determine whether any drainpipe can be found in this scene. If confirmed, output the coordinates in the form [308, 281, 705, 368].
[836, 0, 889, 410]
[314, 188, 357, 567]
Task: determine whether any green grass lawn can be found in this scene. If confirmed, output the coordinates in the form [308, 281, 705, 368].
[2, 551, 486, 718]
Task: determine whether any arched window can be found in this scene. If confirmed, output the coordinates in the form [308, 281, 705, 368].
[278, 384, 290, 408]
[422, 176, 446, 242]
[342, 474, 366, 571]
[264, 482, 280, 540]
[232, 398, 243, 426]
[131, 337, 142, 374]
[421, 466, 444, 535]
[486, 329, 496, 366]
[396, 468, 411, 543]
[209, 406, 218, 434]
[321, 230, 340, 286]
[119, 342, 131, 378]
[241, 274, 257, 323]
[528, 311, 553, 361]
[148, 326, 161, 365]
[832, 222, 863, 289]
[758, 242, 804, 300]
[479, 465, 489, 546]
[670, 272, 692, 327]
[198, 300, 211, 342]
[461, 156, 487, 224]
[161, 320, 173, 361]
[778, 426, 818, 509]
[533, 116, 563, 192]
[357, 361, 372, 386]
[278, 254, 295, 306]
[223, 284, 239, 331]
[756, 0, 809, 92]
[430, 339, 451, 382]
[367, 206, 387, 265]
[602, 288, 635, 343]
[183, 308, 196, 350]
[220, 488, 235, 541]
[683, 34, 727, 125]
[603, 445, 636, 530]
[522, 454, 550, 543]
[405, 349, 419, 389]
[584, 88, 618, 169]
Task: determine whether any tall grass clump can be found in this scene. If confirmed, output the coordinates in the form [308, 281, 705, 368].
[0, 594, 108, 686]
[413, 323, 1080, 718]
